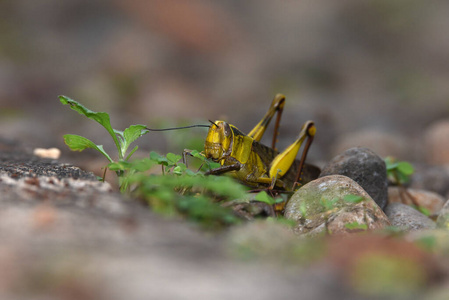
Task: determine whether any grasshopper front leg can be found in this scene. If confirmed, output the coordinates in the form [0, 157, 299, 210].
[205, 163, 240, 175]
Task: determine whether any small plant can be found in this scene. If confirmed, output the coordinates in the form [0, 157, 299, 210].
[384, 157, 414, 185]
[60, 96, 149, 181]
[60, 96, 248, 229]
[384, 157, 426, 213]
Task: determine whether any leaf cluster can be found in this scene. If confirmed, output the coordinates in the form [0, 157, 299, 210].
[384, 157, 414, 185]
[114, 152, 246, 229]
[59, 95, 149, 163]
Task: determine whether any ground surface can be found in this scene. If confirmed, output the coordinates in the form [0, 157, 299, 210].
[0, 138, 363, 300]
[2, 138, 448, 300]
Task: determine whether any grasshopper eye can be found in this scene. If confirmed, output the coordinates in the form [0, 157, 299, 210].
[223, 123, 231, 137]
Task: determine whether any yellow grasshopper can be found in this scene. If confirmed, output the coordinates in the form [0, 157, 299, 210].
[201, 94, 320, 192]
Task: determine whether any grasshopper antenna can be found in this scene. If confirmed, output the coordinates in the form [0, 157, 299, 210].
[208, 120, 219, 128]
[145, 124, 210, 131]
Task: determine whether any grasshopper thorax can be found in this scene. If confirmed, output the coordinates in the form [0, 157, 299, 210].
[204, 121, 233, 161]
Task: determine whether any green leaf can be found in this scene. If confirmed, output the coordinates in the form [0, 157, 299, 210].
[150, 151, 168, 165]
[63, 134, 113, 162]
[122, 125, 149, 156]
[254, 191, 275, 205]
[397, 161, 414, 176]
[166, 153, 182, 164]
[59, 95, 122, 158]
[384, 157, 398, 171]
[190, 149, 204, 160]
[173, 164, 187, 175]
[343, 194, 365, 203]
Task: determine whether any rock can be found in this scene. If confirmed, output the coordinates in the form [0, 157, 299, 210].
[285, 175, 390, 236]
[410, 164, 449, 197]
[388, 187, 445, 216]
[436, 200, 449, 229]
[319, 147, 388, 209]
[424, 119, 449, 164]
[385, 203, 436, 231]
[33, 147, 61, 159]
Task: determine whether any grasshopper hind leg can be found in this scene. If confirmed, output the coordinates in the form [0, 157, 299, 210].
[268, 121, 316, 190]
[248, 94, 286, 150]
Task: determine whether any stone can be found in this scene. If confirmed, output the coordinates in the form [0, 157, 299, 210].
[424, 119, 449, 164]
[285, 175, 390, 236]
[33, 147, 61, 159]
[388, 187, 445, 216]
[319, 147, 388, 209]
[385, 202, 436, 231]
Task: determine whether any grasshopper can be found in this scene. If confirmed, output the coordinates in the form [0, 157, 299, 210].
[198, 94, 320, 192]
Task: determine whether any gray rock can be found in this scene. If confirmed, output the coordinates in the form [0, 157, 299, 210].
[285, 175, 390, 236]
[385, 202, 436, 231]
[319, 147, 388, 209]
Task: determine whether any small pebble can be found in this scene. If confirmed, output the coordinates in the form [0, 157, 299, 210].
[33, 147, 61, 159]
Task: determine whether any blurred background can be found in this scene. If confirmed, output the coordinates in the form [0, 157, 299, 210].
[1, 0, 449, 175]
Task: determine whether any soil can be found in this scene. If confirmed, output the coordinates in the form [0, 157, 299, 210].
[0, 138, 359, 300]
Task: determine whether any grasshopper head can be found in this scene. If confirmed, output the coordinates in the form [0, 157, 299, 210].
[204, 121, 232, 161]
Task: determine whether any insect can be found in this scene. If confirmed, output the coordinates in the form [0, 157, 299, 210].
[198, 93, 320, 192]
